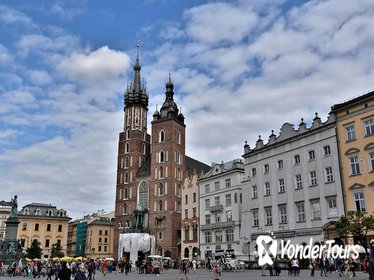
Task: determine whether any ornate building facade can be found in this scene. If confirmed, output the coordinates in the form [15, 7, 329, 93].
[331, 90, 374, 242]
[241, 113, 345, 252]
[198, 160, 244, 259]
[114, 47, 209, 260]
[181, 172, 200, 260]
[0, 200, 12, 241]
[17, 203, 70, 259]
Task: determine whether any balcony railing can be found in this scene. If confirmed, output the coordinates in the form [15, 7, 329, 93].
[209, 205, 224, 212]
[200, 221, 235, 230]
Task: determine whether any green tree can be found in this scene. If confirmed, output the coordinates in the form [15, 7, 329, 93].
[51, 242, 65, 258]
[335, 211, 374, 280]
[26, 239, 42, 259]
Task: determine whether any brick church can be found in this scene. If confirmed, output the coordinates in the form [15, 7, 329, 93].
[114, 46, 209, 260]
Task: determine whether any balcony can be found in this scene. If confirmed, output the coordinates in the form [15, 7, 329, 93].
[209, 205, 224, 212]
[200, 221, 235, 230]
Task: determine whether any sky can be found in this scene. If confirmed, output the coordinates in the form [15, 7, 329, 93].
[1, 0, 374, 219]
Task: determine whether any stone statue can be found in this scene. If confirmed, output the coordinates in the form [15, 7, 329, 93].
[10, 195, 18, 218]
[6, 241, 17, 255]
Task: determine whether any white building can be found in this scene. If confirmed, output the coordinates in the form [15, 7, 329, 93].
[0, 200, 11, 241]
[241, 113, 345, 252]
[198, 160, 244, 260]
[181, 172, 200, 260]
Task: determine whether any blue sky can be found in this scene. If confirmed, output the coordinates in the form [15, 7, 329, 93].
[1, 0, 374, 219]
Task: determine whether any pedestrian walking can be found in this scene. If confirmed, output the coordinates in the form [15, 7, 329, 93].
[211, 261, 221, 280]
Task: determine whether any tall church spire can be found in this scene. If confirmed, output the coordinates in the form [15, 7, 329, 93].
[124, 43, 148, 109]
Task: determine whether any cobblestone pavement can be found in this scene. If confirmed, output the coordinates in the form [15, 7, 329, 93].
[0, 269, 371, 280]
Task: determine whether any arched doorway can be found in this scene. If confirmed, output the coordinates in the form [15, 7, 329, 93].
[184, 247, 189, 258]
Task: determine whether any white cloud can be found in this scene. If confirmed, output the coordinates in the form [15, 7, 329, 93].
[27, 70, 52, 85]
[184, 2, 258, 44]
[0, 5, 35, 28]
[57, 46, 130, 88]
[0, 44, 12, 63]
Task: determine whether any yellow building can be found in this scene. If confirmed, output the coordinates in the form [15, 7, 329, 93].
[67, 211, 114, 259]
[331, 90, 374, 241]
[17, 203, 71, 259]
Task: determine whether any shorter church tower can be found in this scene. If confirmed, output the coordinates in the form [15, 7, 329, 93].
[149, 75, 186, 258]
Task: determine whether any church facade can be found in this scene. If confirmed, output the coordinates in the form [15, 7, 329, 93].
[113, 47, 209, 260]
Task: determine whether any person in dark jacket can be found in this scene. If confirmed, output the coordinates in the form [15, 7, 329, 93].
[74, 264, 86, 280]
[58, 262, 71, 280]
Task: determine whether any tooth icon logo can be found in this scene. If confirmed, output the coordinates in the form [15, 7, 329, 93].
[257, 235, 277, 266]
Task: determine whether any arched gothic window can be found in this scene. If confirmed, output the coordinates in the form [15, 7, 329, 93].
[138, 181, 149, 209]
[125, 143, 129, 153]
[159, 130, 165, 143]
[160, 151, 165, 162]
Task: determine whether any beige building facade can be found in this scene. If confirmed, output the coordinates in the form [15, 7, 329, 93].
[331, 91, 374, 241]
[17, 203, 70, 259]
[181, 172, 200, 260]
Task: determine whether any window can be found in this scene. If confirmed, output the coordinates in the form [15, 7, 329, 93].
[205, 199, 210, 209]
[279, 205, 287, 223]
[177, 132, 181, 144]
[225, 178, 231, 188]
[278, 179, 285, 193]
[345, 125, 356, 141]
[325, 167, 334, 182]
[184, 227, 190, 240]
[35, 223, 39, 231]
[364, 118, 374, 136]
[225, 194, 232, 206]
[214, 196, 220, 206]
[175, 151, 180, 164]
[226, 229, 234, 242]
[264, 182, 271, 196]
[47, 210, 53, 216]
[125, 143, 129, 153]
[192, 207, 197, 217]
[193, 192, 196, 203]
[295, 174, 303, 189]
[185, 209, 188, 219]
[327, 199, 338, 218]
[309, 171, 317, 186]
[264, 164, 270, 173]
[215, 231, 223, 243]
[294, 155, 301, 165]
[369, 152, 374, 171]
[205, 184, 210, 194]
[251, 168, 257, 177]
[296, 203, 305, 222]
[205, 214, 211, 225]
[185, 194, 188, 204]
[253, 210, 259, 227]
[323, 145, 331, 156]
[354, 192, 366, 212]
[252, 185, 258, 198]
[99, 230, 102, 235]
[35, 209, 41, 215]
[45, 239, 50, 248]
[226, 210, 232, 222]
[159, 130, 165, 142]
[159, 200, 163, 211]
[215, 213, 221, 223]
[47, 224, 51, 232]
[205, 231, 212, 243]
[139, 181, 149, 209]
[349, 156, 360, 175]
[265, 208, 272, 225]
[215, 181, 220, 191]
[159, 166, 164, 178]
[98, 246, 102, 252]
[22, 223, 27, 231]
[160, 151, 165, 163]
[277, 160, 284, 169]
[308, 150, 315, 160]
[311, 201, 321, 220]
